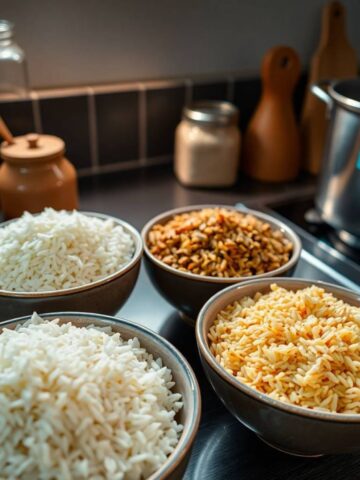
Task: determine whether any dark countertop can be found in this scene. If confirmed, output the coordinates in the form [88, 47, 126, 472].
[79, 165, 317, 230]
[79, 166, 359, 480]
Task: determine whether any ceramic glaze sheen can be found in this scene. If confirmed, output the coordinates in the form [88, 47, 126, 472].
[243, 46, 301, 182]
[0, 134, 78, 219]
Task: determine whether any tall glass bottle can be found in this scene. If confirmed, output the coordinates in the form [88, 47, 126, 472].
[0, 20, 29, 97]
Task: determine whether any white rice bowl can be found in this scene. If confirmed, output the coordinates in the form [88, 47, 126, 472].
[0, 208, 135, 293]
[0, 313, 183, 479]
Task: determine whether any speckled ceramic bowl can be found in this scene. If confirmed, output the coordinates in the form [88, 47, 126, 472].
[142, 205, 301, 324]
[196, 277, 360, 456]
[1, 312, 201, 479]
[0, 212, 143, 322]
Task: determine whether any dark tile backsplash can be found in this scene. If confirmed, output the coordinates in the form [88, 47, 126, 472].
[39, 95, 92, 169]
[0, 99, 35, 136]
[146, 86, 186, 158]
[96, 90, 139, 165]
[233, 77, 262, 131]
[192, 81, 228, 102]
[294, 72, 308, 120]
[0, 72, 308, 175]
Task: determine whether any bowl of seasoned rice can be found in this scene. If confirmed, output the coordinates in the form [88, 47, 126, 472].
[0, 208, 143, 321]
[0, 311, 201, 479]
[142, 205, 301, 324]
[196, 277, 360, 456]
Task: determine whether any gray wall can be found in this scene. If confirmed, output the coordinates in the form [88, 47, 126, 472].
[2, 0, 360, 89]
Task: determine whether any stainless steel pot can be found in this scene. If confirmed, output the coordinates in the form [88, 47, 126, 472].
[311, 78, 360, 246]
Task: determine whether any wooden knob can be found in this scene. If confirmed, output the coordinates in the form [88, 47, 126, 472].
[26, 134, 40, 149]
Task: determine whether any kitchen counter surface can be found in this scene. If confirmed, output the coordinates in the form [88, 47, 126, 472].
[79, 166, 359, 480]
[79, 165, 317, 230]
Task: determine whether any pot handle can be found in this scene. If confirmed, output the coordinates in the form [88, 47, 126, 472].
[311, 80, 333, 106]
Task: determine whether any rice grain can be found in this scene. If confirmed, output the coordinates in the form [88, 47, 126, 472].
[209, 284, 360, 414]
[0, 314, 183, 479]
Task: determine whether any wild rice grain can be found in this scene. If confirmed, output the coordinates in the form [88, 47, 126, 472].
[147, 208, 293, 278]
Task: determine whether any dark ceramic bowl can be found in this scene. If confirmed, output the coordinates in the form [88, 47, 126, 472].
[142, 205, 301, 324]
[196, 277, 360, 456]
[1, 312, 201, 479]
[0, 212, 143, 322]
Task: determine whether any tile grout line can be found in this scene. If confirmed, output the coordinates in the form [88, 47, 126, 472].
[185, 78, 193, 105]
[86, 87, 99, 173]
[30, 91, 43, 134]
[227, 76, 235, 103]
[0, 73, 264, 177]
[19, 69, 262, 100]
[77, 155, 172, 177]
[78, 159, 140, 177]
[138, 83, 147, 166]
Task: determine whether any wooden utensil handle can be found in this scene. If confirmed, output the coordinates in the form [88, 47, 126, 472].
[0, 116, 14, 145]
[261, 46, 301, 97]
[322, 1, 348, 46]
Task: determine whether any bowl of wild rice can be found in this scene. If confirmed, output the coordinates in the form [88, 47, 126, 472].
[142, 205, 301, 323]
[196, 277, 360, 456]
[0, 311, 201, 479]
[0, 208, 143, 321]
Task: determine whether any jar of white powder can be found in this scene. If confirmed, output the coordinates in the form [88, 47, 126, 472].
[174, 101, 241, 187]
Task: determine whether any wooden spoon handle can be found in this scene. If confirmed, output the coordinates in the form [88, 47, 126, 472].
[0, 116, 15, 144]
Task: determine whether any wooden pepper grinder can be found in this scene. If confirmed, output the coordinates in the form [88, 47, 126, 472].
[243, 46, 301, 182]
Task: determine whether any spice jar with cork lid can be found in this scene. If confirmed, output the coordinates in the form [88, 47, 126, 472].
[0, 133, 78, 219]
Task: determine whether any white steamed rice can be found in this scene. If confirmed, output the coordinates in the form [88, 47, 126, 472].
[0, 208, 135, 292]
[0, 313, 183, 479]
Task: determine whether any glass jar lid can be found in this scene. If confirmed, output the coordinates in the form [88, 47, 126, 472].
[183, 101, 239, 126]
[0, 19, 13, 41]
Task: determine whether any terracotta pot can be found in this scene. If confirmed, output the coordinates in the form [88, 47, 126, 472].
[0, 133, 78, 219]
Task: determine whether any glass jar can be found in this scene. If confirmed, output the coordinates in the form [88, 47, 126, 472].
[175, 101, 241, 187]
[0, 19, 29, 97]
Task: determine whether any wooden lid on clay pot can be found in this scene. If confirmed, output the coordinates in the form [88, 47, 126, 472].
[0, 134, 65, 163]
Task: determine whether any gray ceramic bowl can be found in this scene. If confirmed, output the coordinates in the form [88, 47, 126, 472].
[1, 312, 201, 479]
[0, 212, 143, 322]
[196, 277, 360, 456]
[142, 205, 301, 324]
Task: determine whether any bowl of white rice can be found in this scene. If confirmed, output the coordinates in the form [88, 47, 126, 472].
[0, 208, 143, 321]
[0, 311, 201, 479]
[196, 277, 360, 457]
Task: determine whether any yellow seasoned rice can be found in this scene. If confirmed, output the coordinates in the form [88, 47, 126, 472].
[209, 284, 360, 414]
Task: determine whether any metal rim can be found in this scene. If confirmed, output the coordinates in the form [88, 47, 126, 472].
[183, 101, 239, 125]
[196, 277, 360, 424]
[141, 204, 302, 284]
[329, 79, 360, 113]
[0, 212, 143, 298]
[1, 312, 202, 480]
[0, 19, 13, 35]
